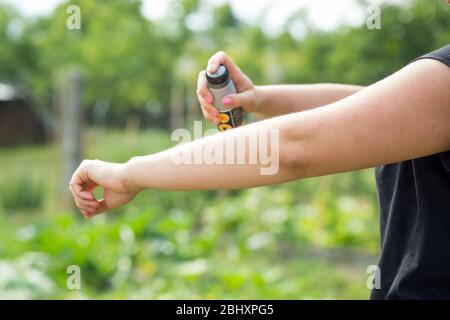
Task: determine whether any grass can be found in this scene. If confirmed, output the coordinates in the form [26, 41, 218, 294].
[0, 128, 380, 299]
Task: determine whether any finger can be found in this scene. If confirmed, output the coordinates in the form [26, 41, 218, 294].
[221, 91, 254, 109]
[70, 162, 86, 187]
[71, 160, 98, 190]
[69, 161, 101, 207]
[69, 184, 79, 205]
[201, 108, 219, 125]
[75, 201, 94, 213]
[69, 167, 87, 200]
[82, 207, 97, 219]
[81, 199, 100, 209]
[79, 190, 94, 200]
[197, 71, 214, 103]
[80, 208, 89, 217]
[74, 195, 100, 209]
[77, 202, 91, 216]
[70, 186, 95, 210]
[198, 94, 219, 117]
[196, 74, 220, 123]
[69, 181, 82, 194]
[72, 195, 86, 211]
[83, 207, 95, 215]
[207, 51, 252, 90]
[86, 198, 108, 218]
[207, 51, 241, 80]
[72, 192, 85, 209]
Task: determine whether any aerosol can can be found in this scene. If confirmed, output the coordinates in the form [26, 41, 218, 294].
[206, 65, 243, 131]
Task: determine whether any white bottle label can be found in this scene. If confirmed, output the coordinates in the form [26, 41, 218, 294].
[209, 80, 237, 112]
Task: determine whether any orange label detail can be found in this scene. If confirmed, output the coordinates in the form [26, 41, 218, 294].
[218, 113, 230, 123]
[218, 124, 233, 131]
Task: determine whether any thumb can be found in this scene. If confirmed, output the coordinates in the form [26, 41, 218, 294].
[221, 91, 253, 110]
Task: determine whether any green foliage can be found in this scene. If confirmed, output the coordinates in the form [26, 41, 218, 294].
[0, 252, 55, 299]
[0, 129, 378, 299]
[0, 0, 448, 120]
[0, 175, 45, 211]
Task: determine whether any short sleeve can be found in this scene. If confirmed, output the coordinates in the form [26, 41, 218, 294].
[413, 45, 450, 67]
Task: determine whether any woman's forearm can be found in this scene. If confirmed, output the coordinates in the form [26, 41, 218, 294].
[253, 83, 364, 119]
[122, 115, 306, 191]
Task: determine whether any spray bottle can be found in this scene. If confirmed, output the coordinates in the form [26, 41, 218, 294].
[206, 65, 243, 131]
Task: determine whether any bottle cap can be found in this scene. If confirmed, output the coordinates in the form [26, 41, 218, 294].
[206, 65, 229, 85]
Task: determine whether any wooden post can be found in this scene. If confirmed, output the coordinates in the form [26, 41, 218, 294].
[170, 80, 185, 131]
[186, 83, 200, 131]
[55, 69, 83, 204]
[172, 56, 198, 131]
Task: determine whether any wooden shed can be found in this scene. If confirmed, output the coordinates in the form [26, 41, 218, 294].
[0, 83, 46, 146]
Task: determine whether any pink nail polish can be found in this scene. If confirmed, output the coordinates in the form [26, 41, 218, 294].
[212, 109, 219, 116]
[222, 97, 233, 106]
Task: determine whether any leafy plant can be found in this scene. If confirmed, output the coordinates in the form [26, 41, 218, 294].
[0, 175, 45, 211]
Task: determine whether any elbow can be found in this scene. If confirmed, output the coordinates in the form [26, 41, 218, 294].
[278, 126, 311, 174]
[279, 145, 309, 172]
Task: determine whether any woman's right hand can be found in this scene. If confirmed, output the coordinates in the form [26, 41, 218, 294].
[196, 51, 258, 125]
[69, 159, 140, 218]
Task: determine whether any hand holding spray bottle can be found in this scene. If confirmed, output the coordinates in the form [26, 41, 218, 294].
[206, 65, 244, 131]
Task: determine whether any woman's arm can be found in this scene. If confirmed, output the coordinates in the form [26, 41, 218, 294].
[197, 51, 363, 122]
[70, 58, 450, 217]
[253, 83, 364, 119]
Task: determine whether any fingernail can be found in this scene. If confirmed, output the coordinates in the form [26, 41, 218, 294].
[211, 109, 219, 116]
[207, 62, 213, 72]
[214, 118, 220, 125]
[222, 97, 233, 106]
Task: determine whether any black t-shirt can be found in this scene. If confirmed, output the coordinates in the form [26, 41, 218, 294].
[371, 45, 450, 299]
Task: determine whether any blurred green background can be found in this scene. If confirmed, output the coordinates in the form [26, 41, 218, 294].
[0, 0, 448, 299]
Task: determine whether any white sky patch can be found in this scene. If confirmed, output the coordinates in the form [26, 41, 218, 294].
[2, 0, 62, 17]
[224, 0, 364, 35]
[306, 0, 365, 31]
[141, 0, 171, 21]
[6, 0, 410, 34]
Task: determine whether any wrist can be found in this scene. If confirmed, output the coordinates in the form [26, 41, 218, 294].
[121, 156, 146, 194]
[253, 85, 262, 113]
[253, 85, 266, 116]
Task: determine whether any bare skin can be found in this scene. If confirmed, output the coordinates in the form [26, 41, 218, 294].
[69, 51, 450, 218]
[197, 51, 364, 123]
